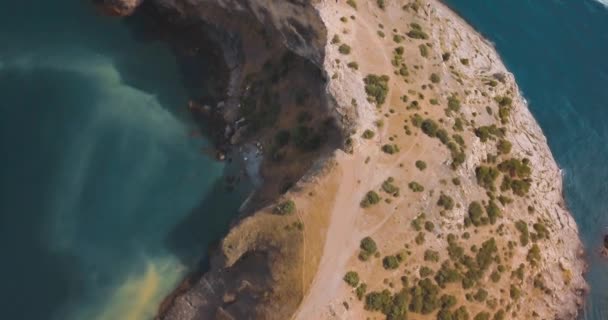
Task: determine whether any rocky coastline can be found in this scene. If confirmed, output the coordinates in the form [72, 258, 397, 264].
[96, 1, 589, 319]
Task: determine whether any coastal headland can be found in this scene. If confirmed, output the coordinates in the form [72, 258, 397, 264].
[97, 1, 589, 319]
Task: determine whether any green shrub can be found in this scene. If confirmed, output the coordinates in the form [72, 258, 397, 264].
[338, 44, 352, 55]
[424, 250, 440, 262]
[442, 52, 451, 61]
[497, 139, 512, 154]
[474, 312, 491, 320]
[420, 119, 439, 137]
[361, 191, 381, 208]
[485, 200, 501, 224]
[356, 283, 367, 300]
[420, 266, 434, 277]
[499, 106, 510, 124]
[415, 160, 427, 170]
[475, 166, 500, 190]
[447, 95, 461, 112]
[527, 244, 542, 266]
[430, 73, 441, 83]
[331, 34, 341, 44]
[407, 28, 429, 40]
[515, 220, 530, 246]
[493, 310, 506, 320]
[460, 58, 470, 65]
[419, 44, 429, 57]
[475, 125, 504, 142]
[382, 144, 400, 154]
[415, 232, 425, 245]
[377, 0, 385, 9]
[347, 61, 359, 70]
[468, 201, 485, 227]
[362, 129, 375, 139]
[510, 285, 521, 300]
[382, 177, 400, 196]
[360, 236, 377, 254]
[473, 288, 488, 302]
[497, 158, 531, 178]
[344, 271, 360, 287]
[424, 221, 435, 232]
[383, 255, 400, 269]
[364, 74, 390, 105]
[346, 0, 357, 9]
[274, 200, 296, 215]
[409, 181, 424, 192]
[437, 194, 454, 210]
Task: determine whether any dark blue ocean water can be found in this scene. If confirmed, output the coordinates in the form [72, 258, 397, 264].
[443, 0, 608, 318]
[0, 1, 248, 319]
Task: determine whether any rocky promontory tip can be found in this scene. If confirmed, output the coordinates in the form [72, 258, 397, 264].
[93, 0, 143, 16]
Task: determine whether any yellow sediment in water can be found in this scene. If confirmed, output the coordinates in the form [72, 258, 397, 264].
[73, 257, 184, 320]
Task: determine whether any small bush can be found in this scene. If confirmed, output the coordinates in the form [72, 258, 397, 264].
[467, 201, 485, 227]
[361, 191, 381, 208]
[475, 166, 501, 190]
[382, 144, 400, 154]
[346, 0, 357, 9]
[344, 271, 360, 287]
[338, 44, 352, 55]
[347, 61, 359, 70]
[360, 236, 377, 254]
[437, 194, 454, 210]
[362, 129, 375, 139]
[460, 58, 470, 65]
[497, 139, 512, 154]
[419, 44, 429, 57]
[442, 52, 451, 61]
[356, 283, 367, 300]
[274, 200, 296, 215]
[430, 73, 441, 83]
[447, 95, 461, 112]
[409, 181, 425, 192]
[407, 28, 429, 40]
[377, 0, 385, 9]
[424, 250, 440, 262]
[383, 255, 400, 269]
[415, 160, 427, 170]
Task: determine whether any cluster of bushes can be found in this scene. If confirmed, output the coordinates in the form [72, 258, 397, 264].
[407, 22, 429, 39]
[382, 177, 400, 196]
[424, 250, 440, 262]
[411, 213, 426, 231]
[475, 166, 500, 190]
[497, 158, 531, 178]
[361, 190, 381, 208]
[382, 144, 400, 154]
[274, 200, 296, 215]
[364, 74, 390, 105]
[414, 116, 466, 168]
[365, 288, 409, 319]
[527, 244, 542, 266]
[515, 220, 530, 246]
[475, 124, 505, 142]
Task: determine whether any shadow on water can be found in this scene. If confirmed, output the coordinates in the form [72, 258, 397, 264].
[165, 160, 251, 270]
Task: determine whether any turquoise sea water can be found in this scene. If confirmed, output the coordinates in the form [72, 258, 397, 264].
[443, 0, 608, 318]
[0, 1, 248, 319]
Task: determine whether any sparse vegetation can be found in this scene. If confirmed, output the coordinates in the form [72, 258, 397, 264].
[274, 200, 296, 215]
[338, 44, 352, 55]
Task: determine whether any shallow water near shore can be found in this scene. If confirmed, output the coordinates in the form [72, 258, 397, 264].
[0, 1, 249, 319]
[443, 0, 608, 318]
